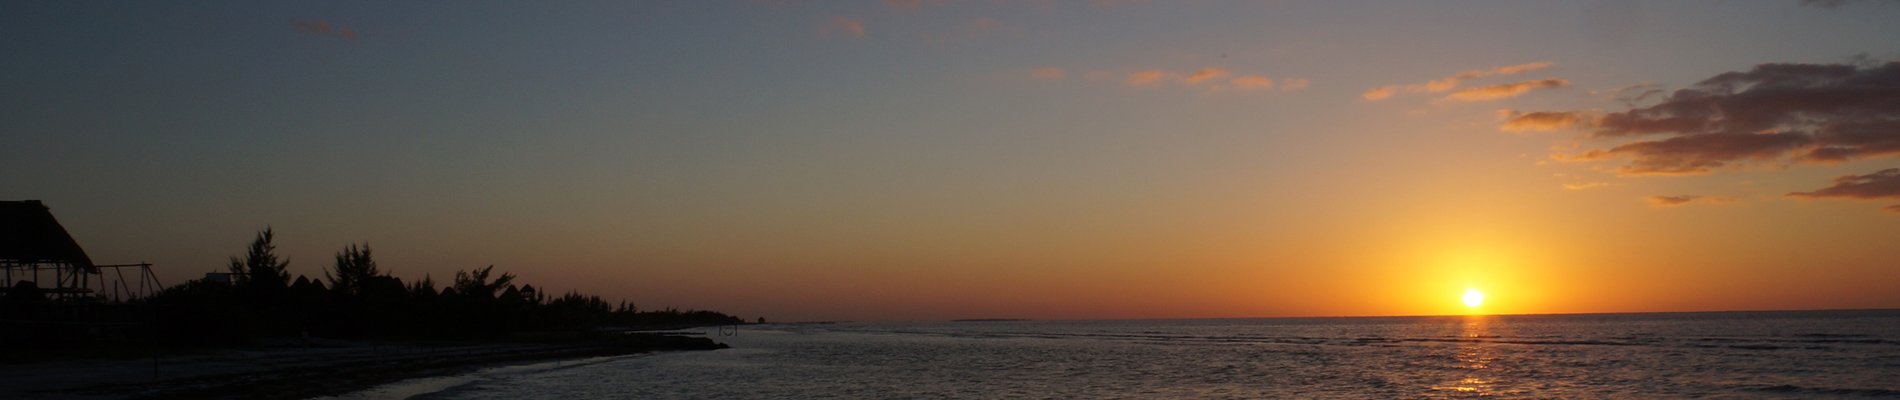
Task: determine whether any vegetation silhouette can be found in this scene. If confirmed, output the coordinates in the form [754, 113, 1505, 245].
[89, 228, 744, 347]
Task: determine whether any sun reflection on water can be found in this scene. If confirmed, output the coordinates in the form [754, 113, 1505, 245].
[1427, 315, 1502, 396]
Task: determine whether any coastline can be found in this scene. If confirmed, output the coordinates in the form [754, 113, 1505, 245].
[0, 334, 725, 400]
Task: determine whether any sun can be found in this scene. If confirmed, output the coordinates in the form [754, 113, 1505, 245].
[1462, 289, 1485, 307]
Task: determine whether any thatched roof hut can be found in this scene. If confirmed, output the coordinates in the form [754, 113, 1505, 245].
[0, 200, 95, 272]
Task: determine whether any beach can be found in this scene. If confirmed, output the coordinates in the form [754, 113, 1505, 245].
[0, 334, 723, 400]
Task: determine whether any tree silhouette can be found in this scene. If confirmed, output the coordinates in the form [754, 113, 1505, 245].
[325, 243, 379, 296]
[228, 228, 290, 289]
[453, 265, 515, 300]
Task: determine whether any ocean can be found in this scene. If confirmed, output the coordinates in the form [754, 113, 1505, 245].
[385, 310, 1900, 399]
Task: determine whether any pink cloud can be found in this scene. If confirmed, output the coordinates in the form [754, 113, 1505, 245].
[1280, 78, 1310, 90]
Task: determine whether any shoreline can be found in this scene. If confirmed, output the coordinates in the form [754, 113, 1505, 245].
[1, 334, 725, 400]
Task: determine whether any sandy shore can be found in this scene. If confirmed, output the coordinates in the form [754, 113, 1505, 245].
[0, 335, 724, 400]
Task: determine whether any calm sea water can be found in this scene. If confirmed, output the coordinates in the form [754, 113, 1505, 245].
[408, 310, 1900, 399]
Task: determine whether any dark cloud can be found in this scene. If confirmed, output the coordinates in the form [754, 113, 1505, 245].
[1565, 132, 1810, 175]
[1538, 62, 1900, 173]
[1801, 119, 1900, 162]
[1786, 168, 1900, 213]
[1501, 111, 1590, 132]
[1787, 168, 1900, 199]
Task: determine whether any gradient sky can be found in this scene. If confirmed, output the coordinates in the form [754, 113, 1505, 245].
[5, 1, 1900, 322]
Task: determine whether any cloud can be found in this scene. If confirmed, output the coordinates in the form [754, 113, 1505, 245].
[1363, 62, 1554, 100]
[1440, 79, 1571, 101]
[1788, 168, 1900, 198]
[1530, 62, 1900, 174]
[1646, 195, 1738, 207]
[824, 16, 866, 37]
[1229, 75, 1274, 90]
[1184, 68, 1231, 84]
[1500, 110, 1591, 132]
[1044, 67, 1302, 93]
[1645, 195, 1702, 206]
[1787, 168, 1900, 213]
[1564, 182, 1612, 189]
[294, 19, 357, 40]
[1592, 62, 1900, 140]
[1362, 86, 1398, 100]
[1800, 119, 1900, 163]
[1032, 67, 1066, 80]
[1126, 69, 1173, 86]
[1559, 132, 1811, 176]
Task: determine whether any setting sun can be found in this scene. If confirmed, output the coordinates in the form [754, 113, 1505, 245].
[1463, 289, 1485, 307]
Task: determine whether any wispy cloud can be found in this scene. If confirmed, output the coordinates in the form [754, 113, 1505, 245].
[1646, 195, 1737, 207]
[1126, 69, 1174, 86]
[1499, 110, 1592, 132]
[1787, 168, 1900, 213]
[294, 19, 358, 40]
[1184, 68, 1230, 84]
[1363, 62, 1554, 100]
[1532, 62, 1900, 175]
[823, 16, 866, 38]
[1440, 79, 1570, 101]
[1032, 67, 1066, 80]
[1563, 182, 1612, 190]
[1589, 83, 1667, 107]
[1556, 132, 1810, 176]
[1041, 66, 1306, 93]
[1230, 75, 1274, 90]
